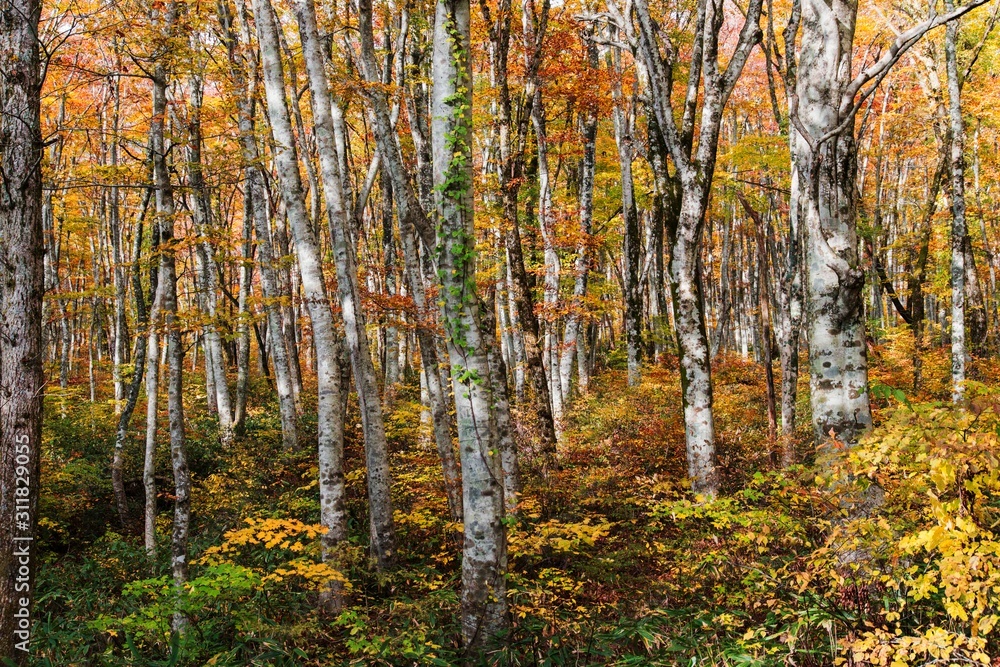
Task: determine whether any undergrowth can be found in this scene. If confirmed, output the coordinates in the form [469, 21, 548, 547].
[27, 336, 1000, 665]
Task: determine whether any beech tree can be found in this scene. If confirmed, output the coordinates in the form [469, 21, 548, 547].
[783, 0, 991, 445]
[0, 0, 44, 660]
[630, 0, 764, 494]
[432, 0, 509, 645]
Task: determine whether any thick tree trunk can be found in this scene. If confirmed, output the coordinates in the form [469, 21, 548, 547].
[293, 0, 397, 567]
[791, 0, 872, 445]
[432, 0, 509, 646]
[0, 0, 44, 658]
[670, 186, 718, 494]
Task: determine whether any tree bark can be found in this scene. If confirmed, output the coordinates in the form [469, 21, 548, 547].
[610, 43, 643, 388]
[113, 192, 152, 528]
[0, 0, 44, 657]
[292, 0, 397, 567]
[946, 9, 966, 402]
[635, 0, 762, 494]
[432, 0, 509, 646]
[188, 72, 234, 444]
[559, 38, 598, 403]
[220, 0, 299, 449]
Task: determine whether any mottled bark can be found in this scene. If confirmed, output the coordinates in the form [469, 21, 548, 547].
[783, 0, 989, 443]
[0, 0, 44, 657]
[219, 0, 299, 449]
[635, 0, 762, 494]
[113, 196, 152, 528]
[432, 0, 509, 646]
[480, 0, 558, 455]
[293, 0, 396, 567]
[257, 0, 352, 585]
[482, 289, 521, 513]
[610, 44, 642, 387]
[188, 73, 234, 444]
[946, 9, 966, 402]
[559, 43, 598, 403]
[530, 91, 563, 431]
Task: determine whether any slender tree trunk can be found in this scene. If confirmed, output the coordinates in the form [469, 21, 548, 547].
[401, 213, 463, 521]
[188, 73, 234, 444]
[482, 0, 558, 454]
[233, 183, 253, 433]
[150, 8, 190, 629]
[777, 170, 803, 463]
[143, 191, 164, 562]
[110, 78, 128, 416]
[293, 0, 397, 567]
[432, 0, 509, 646]
[256, 0, 355, 591]
[382, 171, 401, 397]
[635, 0, 762, 494]
[220, 0, 299, 449]
[945, 8, 967, 405]
[482, 288, 521, 513]
[611, 44, 642, 387]
[531, 92, 563, 431]
[113, 195, 152, 528]
[560, 72, 598, 402]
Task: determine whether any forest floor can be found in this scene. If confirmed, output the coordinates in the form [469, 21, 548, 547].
[28, 332, 1000, 665]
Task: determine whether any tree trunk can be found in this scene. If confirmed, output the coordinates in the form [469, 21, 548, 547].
[0, 0, 44, 657]
[777, 170, 803, 463]
[610, 44, 642, 387]
[482, 288, 521, 514]
[113, 195, 152, 528]
[292, 0, 397, 568]
[432, 0, 509, 646]
[188, 72, 234, 444]
[295, 0, 396, 567]
[530, 91, 563, 431]
[790, 1, 872, 445]
[149, 8, 190, 630]
[635, 0, 762, 494]
[256, 0, 356, 590]
[233, 181, 253, 434]
[559, 55, 598, 403]
[220, 0, 299, 449]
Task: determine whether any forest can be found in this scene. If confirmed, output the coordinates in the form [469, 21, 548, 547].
[2, 0, 1000, 662]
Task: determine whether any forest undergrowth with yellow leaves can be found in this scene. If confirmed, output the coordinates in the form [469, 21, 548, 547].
[28, 329, 1000, 666]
